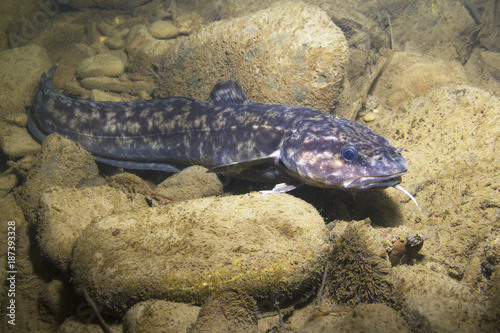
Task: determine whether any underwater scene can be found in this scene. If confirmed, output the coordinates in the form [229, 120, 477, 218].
[0, 0, 499, 332]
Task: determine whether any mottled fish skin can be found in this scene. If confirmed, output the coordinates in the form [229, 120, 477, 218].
[28, 65, 410, 193]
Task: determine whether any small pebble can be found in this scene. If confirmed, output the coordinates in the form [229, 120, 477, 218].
[137, 90, 152, 100]
[89, 89, 124, 102]
[363, 111, 376, 122]
[106, 35, 125, 49]
[125, 25, 156, 56]
[149, 20, 179, 39]
[123, 300, 200, 333]
[96, 21, 116, 37]
[1, 125, 41, 158]
[80, 76, 154, 95]
[106, 28, 129, 50]
[6, 114, 27, 127]
[77, 54, 125, 78]
[155, 165, 223, 200]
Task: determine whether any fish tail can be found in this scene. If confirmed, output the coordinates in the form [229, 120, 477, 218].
[28, 64, 58, 142]
[41, 64, 58, 88]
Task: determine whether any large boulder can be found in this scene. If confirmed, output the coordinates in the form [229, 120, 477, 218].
[0, 44, 51, 120]
[71, 193, 330, 315]
[154, 2, 348, 113]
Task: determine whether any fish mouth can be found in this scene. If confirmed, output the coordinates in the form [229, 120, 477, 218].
[340, 171, 406, 190]
[339, 171, 419, 208]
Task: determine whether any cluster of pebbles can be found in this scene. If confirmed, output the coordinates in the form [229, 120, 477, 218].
[65, 11, 202, 103]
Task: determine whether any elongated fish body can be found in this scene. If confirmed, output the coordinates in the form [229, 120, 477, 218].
[28, 65, 416, 203]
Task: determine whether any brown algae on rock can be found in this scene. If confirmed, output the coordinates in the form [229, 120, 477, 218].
[155, 165, 223, 200]
[325, 219, 395, 306]
[37, 185, 149, 272]
[71, 193, 330, 315]
[190, 290, 258, 333]
[154, 2, 348, 112]
[14, 134, 100, 224]
[123, 300, 200, 333]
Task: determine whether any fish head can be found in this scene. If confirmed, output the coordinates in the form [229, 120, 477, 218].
[280, 118, 408, 190]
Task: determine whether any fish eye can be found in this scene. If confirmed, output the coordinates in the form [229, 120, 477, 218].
[341, 145, 358, 161]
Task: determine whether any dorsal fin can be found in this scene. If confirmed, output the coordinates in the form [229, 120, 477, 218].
[209, 80, 251, 105]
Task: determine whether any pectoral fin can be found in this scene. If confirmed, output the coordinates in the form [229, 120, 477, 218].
[259, 183, 298, 194]
[208, 150, 280, 175]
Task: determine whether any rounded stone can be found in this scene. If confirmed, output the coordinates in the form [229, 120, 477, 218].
[76, 53, 125, 78]
[123, 300, 200, 333]
[106, 35, 126, 49]
[190, 290, 258, 333]
[300, 303, 411, 332]
[0, 124, 41, 158]
[363, 111, 376, 122]
[0, 174, 17, 199]
[14, 134, 100, 224]
[89, 89, 124, 102]
[106, 28, 130, 50]
[156, 2, 348, 113]
[71, 193, 329, 315]
[79, 76, 154, 95]
[38, 185, 149, 272]
[149, 20, 179, 39]
[0, 44, 52, 119]
[155, 165, 223, 200]
[96, 21, 116, 37]
[125, 25, 156, 56]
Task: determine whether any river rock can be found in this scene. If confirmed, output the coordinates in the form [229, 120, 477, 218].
[96, 21, 116, 37]
[125, 25, 157, 56]
[370, 52, 467, 108]
[299, 303, 411, 333]
[79, 76, 154, 95]
[191, 290, 258, 333]
[0, 123, 41, 158]
[123, 300, 200, 333]
[33, 22, 87, 62]
[395, 264, 485, 332]
[135, 38, 177, 63]
[14, 134, 100, 224]
[0, 44, 52, 120]
[155, 2, 348, 113]
[77, 54, 125, 78]
[392, 0, 477, 63]
[155, 165, 223, 200]
[89, 89, 124, 102]
[37, 279, 75, 323]
[0, 174, 17, 199]
[38, 185, 149, 272]
[58, 315, 121, 332]
[149, 20, 179, 39]
[106, 28, 130, 50]
[71, 193, 329, 315]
